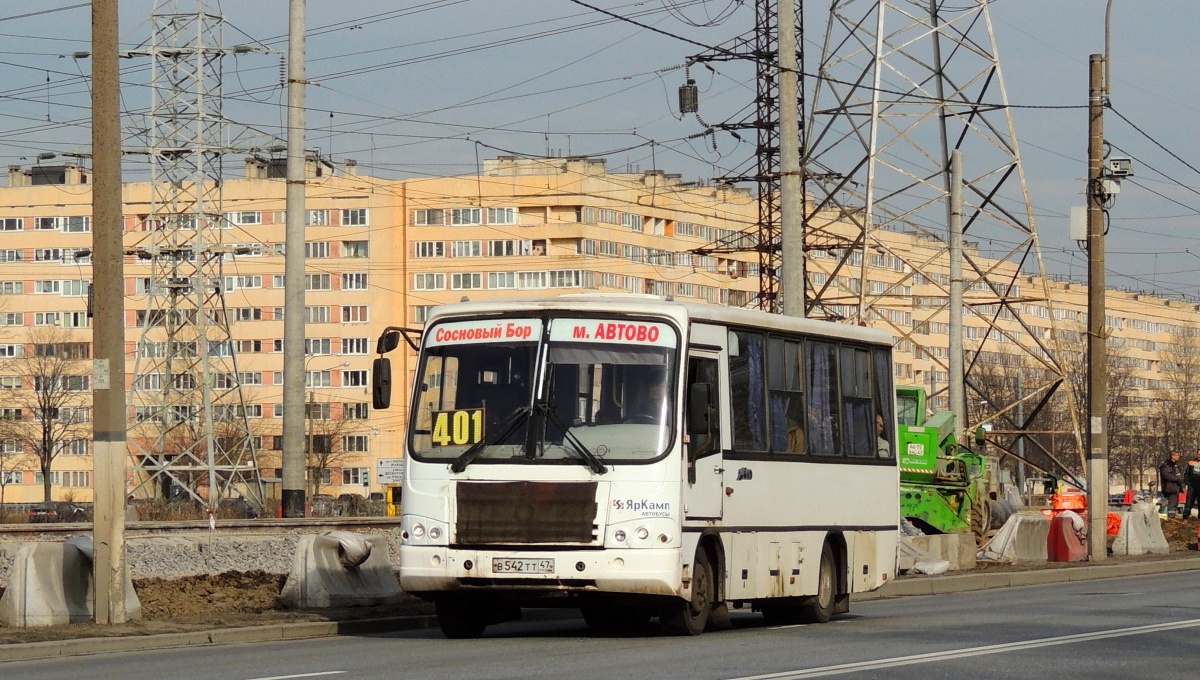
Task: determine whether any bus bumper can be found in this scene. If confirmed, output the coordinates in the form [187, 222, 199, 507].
[399, 545, 681, 598]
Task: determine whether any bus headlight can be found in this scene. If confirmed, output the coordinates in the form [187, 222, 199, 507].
[635, 527, 650, 541]
[412, 524, 426, 539]
[614, 529, 627, 542]
[429, 526, 442, 540]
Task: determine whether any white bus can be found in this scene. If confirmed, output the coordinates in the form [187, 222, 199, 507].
[372, 295, 898, 638]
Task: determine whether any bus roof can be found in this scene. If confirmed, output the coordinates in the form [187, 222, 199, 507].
[422, 294, 894, 347]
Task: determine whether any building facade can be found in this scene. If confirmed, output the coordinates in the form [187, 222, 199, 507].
[0, 156, 1193, 504]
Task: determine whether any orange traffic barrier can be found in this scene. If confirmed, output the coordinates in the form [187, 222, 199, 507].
[1106, 512, 1121, 536]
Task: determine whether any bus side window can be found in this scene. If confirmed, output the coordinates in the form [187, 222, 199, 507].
[687, 356, 720, 457]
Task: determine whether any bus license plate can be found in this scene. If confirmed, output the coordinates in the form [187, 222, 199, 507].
[492, 558, 554, 574]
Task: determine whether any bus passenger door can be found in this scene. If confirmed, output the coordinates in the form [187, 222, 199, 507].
[684, 351, 724, 519]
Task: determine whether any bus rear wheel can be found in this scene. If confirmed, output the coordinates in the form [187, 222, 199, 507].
[661, 549, 714, 635]
[799, 542, 837, 624]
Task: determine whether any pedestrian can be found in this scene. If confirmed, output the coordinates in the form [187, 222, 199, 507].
[1183, 449, 1200, 520]
[1159, 451, 1183, 519]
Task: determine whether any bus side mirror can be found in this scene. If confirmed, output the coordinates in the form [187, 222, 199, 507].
[687, 382, 712, 436]
[376, 330, 401, 355]
[373, 357, 392, 409]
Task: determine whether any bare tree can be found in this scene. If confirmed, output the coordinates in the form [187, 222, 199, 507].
[1152, 332, 1200, 460]
[9, 327, 93, 501]
[304, 399, 366, 498]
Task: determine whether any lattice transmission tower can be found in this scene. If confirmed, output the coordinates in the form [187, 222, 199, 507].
[802, 0, 1084, 474]
[685, 0, 801, 313]
[124, 1, 265, 508]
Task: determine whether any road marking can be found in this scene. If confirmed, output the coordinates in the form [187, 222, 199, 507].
[730, 618, 1200, 679]
[243, 672, 346, 680]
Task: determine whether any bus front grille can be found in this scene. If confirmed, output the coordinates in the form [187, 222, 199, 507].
[455, 481, 598, 544]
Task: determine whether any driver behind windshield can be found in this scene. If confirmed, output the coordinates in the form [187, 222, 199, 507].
[625, 366, 669, 424]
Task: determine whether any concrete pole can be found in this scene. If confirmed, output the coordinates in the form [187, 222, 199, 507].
[282, 0, 308, 518]
[948, 150, 965, 441]
[778, 0, 804, 317]
[1086, 53, 1108, 561]
[91, 0, 127, 624]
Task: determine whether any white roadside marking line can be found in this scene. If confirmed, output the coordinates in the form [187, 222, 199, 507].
[730, 618, 1200, 679]
[243, 672, 347, 680]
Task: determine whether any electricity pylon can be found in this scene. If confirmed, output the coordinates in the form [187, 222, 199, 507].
[124, 1, 265, 508]
[803, 0, 1084, 475]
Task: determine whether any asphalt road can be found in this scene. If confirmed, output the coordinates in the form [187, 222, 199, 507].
[4, 571, 1198, 679]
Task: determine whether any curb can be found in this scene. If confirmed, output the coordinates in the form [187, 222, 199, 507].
[4, 556, 1199, 663]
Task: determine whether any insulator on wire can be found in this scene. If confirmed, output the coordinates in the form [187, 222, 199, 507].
[679, 79, 699, 114]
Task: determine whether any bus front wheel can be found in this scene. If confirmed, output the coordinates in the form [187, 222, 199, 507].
[436, 596, 487, 639]
[661, 549, 714, 635]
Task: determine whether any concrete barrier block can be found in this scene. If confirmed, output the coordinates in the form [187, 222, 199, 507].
[0, 537, 141, 627]
[978, 511, 1049, 564]
[1111, 502, 1170, 556]
[899, 533, 976, 571]
[1047, 512, 1087, 562]
[280, 531, 403, 609]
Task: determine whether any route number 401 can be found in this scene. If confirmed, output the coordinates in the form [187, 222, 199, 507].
[430, 409, 484, 447]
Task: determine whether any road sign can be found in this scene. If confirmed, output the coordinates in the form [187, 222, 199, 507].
[376, 458, 404, 484]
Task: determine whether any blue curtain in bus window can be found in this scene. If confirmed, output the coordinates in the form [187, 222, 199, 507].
[841, 346, 874, 458]
[873, 348, 895, 458]
[805, 340, 838, 455]
[730, 331, 766, 451]
[769, 337, 805, 453]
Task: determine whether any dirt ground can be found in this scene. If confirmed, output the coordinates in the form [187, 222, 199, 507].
[1, 518, 1197, 647]
[0, 571, 434, 646]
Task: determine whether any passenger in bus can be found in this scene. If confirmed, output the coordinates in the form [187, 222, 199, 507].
[875, 411, 891, 457]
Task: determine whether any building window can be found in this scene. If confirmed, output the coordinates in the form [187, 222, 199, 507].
[307, 209, 331, 226]
[235, 307, 262, 321]
[0, 344, 21, 357]
[306, 371, 332, 388]
[342, 369, 368, 387]
[341, 305, 369, 323]
[0, 218, 22, 231]
[305, 338, 332, 355]
[414, 273, 445, 291]
[414, 241, 444, 258]
[342, 402, 370, 420]
[343, 435, 369, 452]
[341, 273, 368, 290]
[517, 271, 547, 289]
[305, 241, 331, 258]
[341, 208, 368, 226]
[488, 207, 517, 225]
[414, 209, 444, 226]
[451, 272, 482, 290]
[488, 239, 531, 257]
[341, 467, 369, 485]
[413, 305, 435, 323]
[488, 272, 515, 289]
[342, 240, 369, 257]
[305, 274, 331, 291]
[34, 312, 61, 326]
[237, 339, 262, 353]
[0, 312, 22, 326]
[450, 240, 482, 257]
[0, 249, 23, 263]
[305, 306, 331, 324]
[239, 371, 263, 385]
[34, 280, 60, 294]
[341, 337, 369, 355]
[226, 211, 261, 226]
[451, 207, 482, 225]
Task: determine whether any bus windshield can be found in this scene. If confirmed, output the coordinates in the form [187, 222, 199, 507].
[409, 316, 679, 465]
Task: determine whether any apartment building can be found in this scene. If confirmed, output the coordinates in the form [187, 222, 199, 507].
[0, 153, 1194, 503]
[0, 155, 761, 504]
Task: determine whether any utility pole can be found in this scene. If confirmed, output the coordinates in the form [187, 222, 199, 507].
[282, 0, 308, 518]
[778, 0, 803, 317]
[91, 0, 127, 624]
[948, 150, 965, 440]
[1086, 53, 1108, 562]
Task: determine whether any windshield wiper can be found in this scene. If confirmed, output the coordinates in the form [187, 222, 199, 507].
[540, 403, 607, 475]
[450, 406, 532, 473]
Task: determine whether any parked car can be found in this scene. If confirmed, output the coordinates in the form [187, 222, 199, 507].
[28, 501, 88, 524]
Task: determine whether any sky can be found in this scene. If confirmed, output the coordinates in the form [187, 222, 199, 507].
[1, 0, 1198, 299]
